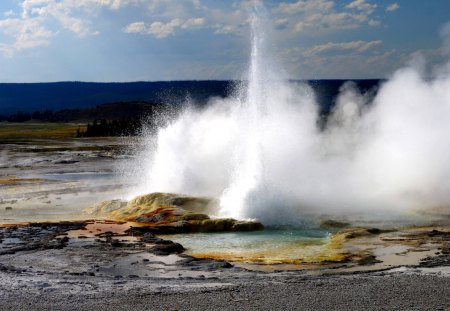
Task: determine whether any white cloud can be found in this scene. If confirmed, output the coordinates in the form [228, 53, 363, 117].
[303, 40, 382, 57]
[274, 0, 334, 15]
[346, 0, 377, 13]
[182, 17, 205, 29]
[274, 0, 380, 33]
[0, 17, 54, 57]
[386, 3, 400, 12]
[0, 0, 143, 56]
[148, 19, 182, 38]
[214, 24, 235, 35]
[123, 17, 205, 38]
[99, 0, 140, 10]
[293, 12, 367, 32]
[122, 21, 145, 33]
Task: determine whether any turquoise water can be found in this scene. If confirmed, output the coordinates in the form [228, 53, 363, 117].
[164, 228, 333, 264]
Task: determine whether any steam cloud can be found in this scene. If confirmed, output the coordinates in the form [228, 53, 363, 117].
[129, 14, 450, 225]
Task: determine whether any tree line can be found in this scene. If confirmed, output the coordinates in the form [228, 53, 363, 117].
[76, 118, 142, 137]
[0, 101, 179, 137]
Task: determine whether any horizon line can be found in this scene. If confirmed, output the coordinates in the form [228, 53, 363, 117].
[0, 78, 384, 84]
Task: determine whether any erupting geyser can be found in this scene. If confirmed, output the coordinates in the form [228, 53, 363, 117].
[131, 4, 450, 225]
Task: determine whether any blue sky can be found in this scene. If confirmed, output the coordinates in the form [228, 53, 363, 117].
[0, 0, 449, 82]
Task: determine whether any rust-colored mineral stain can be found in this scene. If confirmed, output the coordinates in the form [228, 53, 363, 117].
[67, 220, 142, 238]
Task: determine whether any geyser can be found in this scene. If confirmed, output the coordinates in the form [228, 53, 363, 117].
[130, 5, 450, 225]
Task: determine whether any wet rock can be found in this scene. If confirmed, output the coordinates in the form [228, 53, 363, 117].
[54, 160, 79, 164]
[357, 255, 382, 266]
[180, 257, 234, 269]
[128, 218, 264, 235]
[190, 218, 238, 232]
[367, 228, 382, 234]
[143, 221, 192, 234]
[319, 219, 350, 230]
[110, 239, 122, 247]
[420, 254, 450, 267]
[335, 227, 385, 239]
[0, 221, 87, 255]
[150, 241, 185, 255]
[231, 220, 264, 232]
[427, 230, 450, 238]
[189, 218, 264, 233]
[181, 213, 210, 221]
[125, 226, 154, 236]
[140, 233, 158, 243]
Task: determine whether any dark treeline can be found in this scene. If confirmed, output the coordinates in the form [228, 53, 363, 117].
[77, 118, 141, 137]
[0, 101, 169, 123]
[0, 101, 177, 137]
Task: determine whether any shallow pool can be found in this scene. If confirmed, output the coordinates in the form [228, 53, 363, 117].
[164, 228, 334, 264]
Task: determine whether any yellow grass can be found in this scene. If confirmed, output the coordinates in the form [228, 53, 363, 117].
[0, 122, 86, 139]
[0, 176, 46, 186]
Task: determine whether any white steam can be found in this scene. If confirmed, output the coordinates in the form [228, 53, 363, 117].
[129, 9, 450, 225]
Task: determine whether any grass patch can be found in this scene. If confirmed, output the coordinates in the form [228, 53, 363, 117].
[0, 122, 86, 139]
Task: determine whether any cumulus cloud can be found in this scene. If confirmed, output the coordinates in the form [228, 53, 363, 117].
[122, 21, 145, 33]
[303, 40, 383, 57]
[293, 12, 369, 32]
[99, 0, 141, 10]
[182, 17, 205, 29]
[274, 0, 334, 15]
[346, 0, 377, 13]
[386, 3, 400, 12]
[273, 0, 380, 33]
[0, 0, 140, 56]
[148, 19, 182, 38]
[0, 17, 54, 57]
[214, 25, 236, 35]
[123, 17, 205, 38]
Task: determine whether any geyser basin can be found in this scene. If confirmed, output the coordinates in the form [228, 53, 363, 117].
[163, 228, 333, 265]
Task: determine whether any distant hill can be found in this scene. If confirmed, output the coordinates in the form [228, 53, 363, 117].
[0, 81, 233, 116]
[3, 101, 173, 122]
[0, 80, 381, 117]
[45, 101, 167, 122]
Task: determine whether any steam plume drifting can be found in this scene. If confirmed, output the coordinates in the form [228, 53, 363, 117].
[130, 9, 450, 225]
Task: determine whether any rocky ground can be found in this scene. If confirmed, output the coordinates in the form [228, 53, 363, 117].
[1, 136, 450, 310]
[0, 220, 449, 310]
[0, 137, 138, 224]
